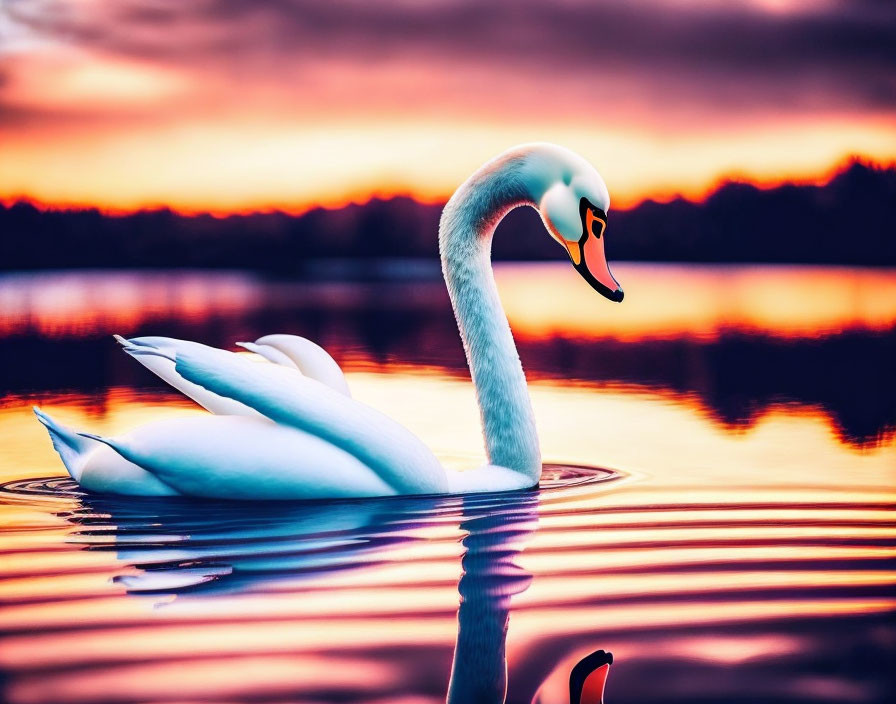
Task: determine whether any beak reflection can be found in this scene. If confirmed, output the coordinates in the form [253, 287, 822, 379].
[570, 649, 614, 704]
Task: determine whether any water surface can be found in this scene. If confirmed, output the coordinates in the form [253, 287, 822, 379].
[0, 263, 894, 703]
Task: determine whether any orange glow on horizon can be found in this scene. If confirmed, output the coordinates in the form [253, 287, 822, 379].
[1, 153, 890, 219]
[2, 116, 894, 216]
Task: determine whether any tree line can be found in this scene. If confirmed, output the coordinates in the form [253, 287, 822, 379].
[1, 160, 893, 272]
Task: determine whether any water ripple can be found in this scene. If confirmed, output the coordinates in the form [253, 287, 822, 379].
[0, 464, 893, 703]
[0, 463, 620, 504]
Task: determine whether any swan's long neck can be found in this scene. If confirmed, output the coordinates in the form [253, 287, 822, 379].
[439, 153, 541, 482]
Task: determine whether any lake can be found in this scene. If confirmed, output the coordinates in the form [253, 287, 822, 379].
[0, 262, 894, 703]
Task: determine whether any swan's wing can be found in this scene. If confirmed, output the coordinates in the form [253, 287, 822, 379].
[33, 408, 179, 496]
[132, 338, 447, 494]
[116, 335, 258, 417]
[33, 407, 92, 481]
[81, 415, 397, 499]
[255, 334, 351, 397]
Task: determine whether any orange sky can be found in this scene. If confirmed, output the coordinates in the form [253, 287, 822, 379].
[1, 0, 894, 213]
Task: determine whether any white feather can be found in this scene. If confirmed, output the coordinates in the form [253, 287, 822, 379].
[79, 415, 394, 499]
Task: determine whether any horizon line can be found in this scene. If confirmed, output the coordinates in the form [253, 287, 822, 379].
[2, 154, 892, 220]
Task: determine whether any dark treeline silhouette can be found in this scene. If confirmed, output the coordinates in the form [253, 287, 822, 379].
[1, 160, 894, 271]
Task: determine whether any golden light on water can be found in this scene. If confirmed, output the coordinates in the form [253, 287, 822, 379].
[2, 264, 894, 342]
[498, 264, 896, 341]
[0, 271, 261, 338]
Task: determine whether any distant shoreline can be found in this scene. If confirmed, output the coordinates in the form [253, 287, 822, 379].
[2, 160, 894, 269]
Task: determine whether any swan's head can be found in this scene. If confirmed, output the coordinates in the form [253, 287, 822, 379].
[524, 144, 623, 302]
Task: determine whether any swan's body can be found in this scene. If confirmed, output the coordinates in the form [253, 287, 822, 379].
[36, 143, 622, 499]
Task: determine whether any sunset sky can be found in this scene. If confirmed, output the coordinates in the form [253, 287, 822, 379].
[1, 0, 894, 213]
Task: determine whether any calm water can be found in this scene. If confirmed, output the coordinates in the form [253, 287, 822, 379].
[0, 263, 894, 703]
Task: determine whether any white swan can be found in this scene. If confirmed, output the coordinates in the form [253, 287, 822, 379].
[34, 143, 623, 499]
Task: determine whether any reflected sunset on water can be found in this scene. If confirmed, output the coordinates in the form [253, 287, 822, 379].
[0, 263, 893, 702]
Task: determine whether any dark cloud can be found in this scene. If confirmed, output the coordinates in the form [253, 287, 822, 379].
[3, 0, 896, 118]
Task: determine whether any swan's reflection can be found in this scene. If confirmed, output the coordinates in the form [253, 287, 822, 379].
[448, 495, 538, 703]
[445, 499, 612, 704]
[66, 491, 456, 595]
[61, 487, 541, 702]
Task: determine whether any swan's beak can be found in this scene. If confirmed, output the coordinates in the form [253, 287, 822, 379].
[570, 649, 613, 704]
[567, 209, 623, 303]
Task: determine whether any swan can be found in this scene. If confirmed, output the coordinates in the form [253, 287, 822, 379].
[34, 143, 623, 499]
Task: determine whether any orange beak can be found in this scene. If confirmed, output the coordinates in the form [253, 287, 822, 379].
[568, 203, 623, 303]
